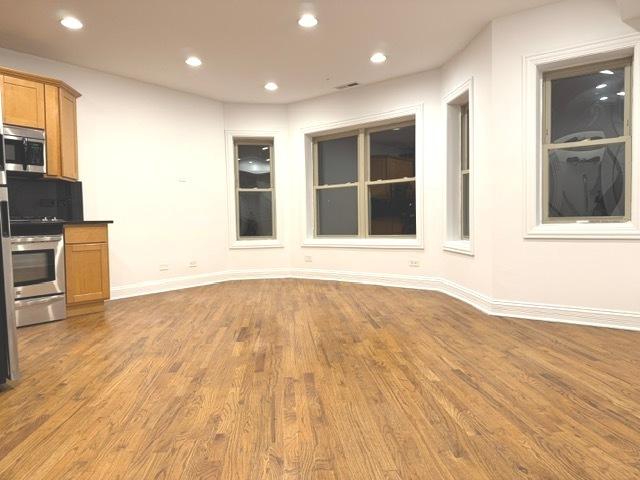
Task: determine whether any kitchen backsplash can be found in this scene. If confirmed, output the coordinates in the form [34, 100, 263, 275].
[8, 175, 84, 220]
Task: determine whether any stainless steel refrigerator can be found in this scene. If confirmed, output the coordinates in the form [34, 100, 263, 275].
[0, 130, 19, 383]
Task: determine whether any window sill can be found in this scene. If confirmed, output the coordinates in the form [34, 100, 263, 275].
[525, 222, 640, 240]
[302, 237, 423, 250]
[443, 240, 474, 256]
[230, 239, 284, 249]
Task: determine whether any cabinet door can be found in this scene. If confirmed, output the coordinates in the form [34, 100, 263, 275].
[1, 75, 45, 129]
[59, 88, 78, 180]
[65, 243, 110, 304]
[44, 84, 61, 177]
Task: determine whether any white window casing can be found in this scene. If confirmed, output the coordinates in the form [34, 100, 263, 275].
[523, 34, 640, 239]
[225, 130, 284, 249]
[301, 105, 424, 249]
[443, 78, 474, 255]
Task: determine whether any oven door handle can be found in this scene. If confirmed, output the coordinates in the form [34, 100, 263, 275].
[15, 295, 64, 308]
[11, 235, 63, 244]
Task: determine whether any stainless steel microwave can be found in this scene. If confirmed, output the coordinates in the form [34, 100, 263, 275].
[2, 126, 46, 175]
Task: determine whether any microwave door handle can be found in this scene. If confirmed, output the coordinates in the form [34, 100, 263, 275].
[0, 201, 10, 239]
[22, 138, 28, 171]
[0, 133, 5, 170]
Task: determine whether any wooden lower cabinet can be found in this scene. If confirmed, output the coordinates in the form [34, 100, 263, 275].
[64, 224, 110, 317]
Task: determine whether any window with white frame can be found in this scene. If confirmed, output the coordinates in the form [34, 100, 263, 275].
[312, 120, 416, 237]
[542, 58, 632, 223]
[445, 84, 472, 249]
[234, 138, 275, 238]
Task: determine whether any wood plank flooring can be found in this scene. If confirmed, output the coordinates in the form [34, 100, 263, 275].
[0, 279, 639, 479]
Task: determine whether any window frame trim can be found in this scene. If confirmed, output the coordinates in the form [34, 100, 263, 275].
[311, 120, 417, 239]
[523, 34, 640, 240]
[541, 58, 632, 224]
[302, 105, 424, 249]
[234, 138, 277, 240]
[225, 130, 283, 249]
[443, 77, 475, 255]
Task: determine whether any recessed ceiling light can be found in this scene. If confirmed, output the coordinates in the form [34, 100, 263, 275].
[370, 52, 387, 64]
[298, 14, 318, 28]
[264, 82, 278, 91]
[185, 56, 202, 67]
[596, 83, 607, 89]
[600, 96, 608, 101]
[266, 158, 271, 162]
[60, 16, 83, 30]
[600, 70, 614, 75]
[617, 91, 626, 96]
[262, 146, 269, 150]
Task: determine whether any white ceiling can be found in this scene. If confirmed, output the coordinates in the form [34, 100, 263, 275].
[0, 0, 558, 104]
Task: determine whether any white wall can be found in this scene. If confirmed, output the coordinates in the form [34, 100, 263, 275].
[287, 70, 444, 278]
[222, 103, 291, 270]
[490, 0, 640, 312]
[1, 0, 639, 326]
[0, 47, 228, 294]
[440, 26, 494, 296]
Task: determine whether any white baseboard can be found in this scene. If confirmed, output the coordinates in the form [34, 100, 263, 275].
[111, 268, 640, 332]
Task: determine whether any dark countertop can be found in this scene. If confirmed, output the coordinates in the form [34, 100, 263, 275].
[11, 219, 113, 225]
[10, 220, 113, 236]
[64, 220, 114, 225]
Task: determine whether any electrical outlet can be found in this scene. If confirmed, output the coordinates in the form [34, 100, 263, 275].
[304, 255, 312, 263]
[409, 259, 420, 268]
[159, 264, 169, 271]
[189, 261, 198, 268]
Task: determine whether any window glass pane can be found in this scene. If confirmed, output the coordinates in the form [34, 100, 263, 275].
[317, 187, 358, 235]
[369, 182, 416, 236]
[462, 173, 470, 238]
[239, 191, 273, 237]
[550, 67, 626, 143]
[548, 142, 626, 218]
[460, 105, 469, 171]
[317, 136, 358, 185]
[238, 144, 271, 188]
[369, 125, 415, 181]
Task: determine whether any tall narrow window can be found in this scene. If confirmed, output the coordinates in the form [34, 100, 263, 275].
[460, 103, 470, 239]
[542, 59, 632, 223]
[235, 139, 275, 238]
[444, 82, 472, 251]
[312, 119, 416, 237]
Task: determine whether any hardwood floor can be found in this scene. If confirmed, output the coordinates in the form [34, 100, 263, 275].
[0, 279, 639, 479]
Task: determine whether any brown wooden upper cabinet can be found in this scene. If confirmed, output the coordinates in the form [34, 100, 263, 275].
[45, 85, 79, 180]
[0, 75, 45, 129]
[0, 67, 81, 181]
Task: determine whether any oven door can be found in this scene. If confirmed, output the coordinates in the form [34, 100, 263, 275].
[11, 236, 65, 299]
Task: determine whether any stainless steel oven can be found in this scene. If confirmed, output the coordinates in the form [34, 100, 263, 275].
[3, 126, 46, 175]
[11, 235, 65, 326]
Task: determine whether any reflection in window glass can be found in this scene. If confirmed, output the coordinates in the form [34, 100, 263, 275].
[317, 136, 358, 185]
[462, 174, 470, 238]
[317, 187, 358, 235]
[369, 125, 415, 181]
[548, 142, 625, 218]
[551, 68, 625, 143]
[239, 191, 273, 237]
[238, 144, 271, 188]
[369, 183, 416, 235]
